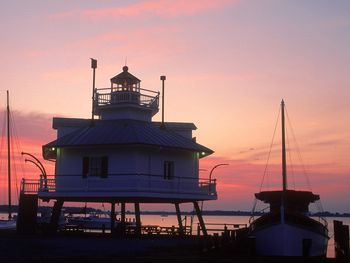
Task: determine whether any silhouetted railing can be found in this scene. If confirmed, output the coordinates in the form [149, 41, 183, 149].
[95, 87, 159, 109]
[198, 222, 248, 235]
[20, 178, 40, 194]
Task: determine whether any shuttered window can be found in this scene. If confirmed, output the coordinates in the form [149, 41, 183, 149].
[82, 156, 109, 178]
[82, 157, 89, 178]
[101, 156, 108, 178]
[164, 161, 174, 180]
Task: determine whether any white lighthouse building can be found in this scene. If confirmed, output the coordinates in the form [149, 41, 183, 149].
[36, 64, 216, 234]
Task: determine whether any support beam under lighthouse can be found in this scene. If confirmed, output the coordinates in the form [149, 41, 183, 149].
[175, 203, 184, 235]
[193, 201, 207, 236]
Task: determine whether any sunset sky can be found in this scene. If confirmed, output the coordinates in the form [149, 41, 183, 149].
[0, 0, 349, 212]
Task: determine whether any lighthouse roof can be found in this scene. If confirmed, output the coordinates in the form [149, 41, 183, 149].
[44, 119, 213, 155]
[110, 66, 141, 85]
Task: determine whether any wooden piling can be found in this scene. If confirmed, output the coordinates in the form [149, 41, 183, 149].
[334, 220, 350, 260]
[50, 199, 64, 233]
[16, 193, 38, 234]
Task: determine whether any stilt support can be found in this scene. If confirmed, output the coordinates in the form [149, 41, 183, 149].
[175, 203, 184, 235]
[121, 202, 126, 223]
[134, 203, 141, 236]
[193, 201, 207, 236]
[50, 199, 64, 232]
[118, 202, 126, 235]
[111, 202, 116, 234]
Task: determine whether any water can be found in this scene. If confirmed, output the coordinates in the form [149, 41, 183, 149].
[1, 212, 348, 258]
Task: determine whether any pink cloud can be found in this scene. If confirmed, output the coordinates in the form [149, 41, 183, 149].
[71, 24, 185, 57]
[51, 0, 237, 20]
[21, 23, 187, 71]
[10, 111, 56, 143]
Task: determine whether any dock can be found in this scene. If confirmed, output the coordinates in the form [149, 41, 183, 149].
[0, 229, 343, 263]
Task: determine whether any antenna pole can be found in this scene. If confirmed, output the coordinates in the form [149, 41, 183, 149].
[91, 58, 97, 121]
[281, 100, 287, 191]
[160, 75, 166, 128]
[6, 90, 11, 219]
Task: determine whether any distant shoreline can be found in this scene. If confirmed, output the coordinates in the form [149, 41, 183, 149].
[1, 205, 349, 218]
[138, 210, 350, 218]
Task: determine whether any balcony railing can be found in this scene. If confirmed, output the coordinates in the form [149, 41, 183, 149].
[20, 178, 40, 194]
[25, 173, 216, 198]
[95, 87, 159, 110]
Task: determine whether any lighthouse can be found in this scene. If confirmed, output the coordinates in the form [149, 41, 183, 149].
[38, 64, 216, 235]
[94, 65, 159, 121]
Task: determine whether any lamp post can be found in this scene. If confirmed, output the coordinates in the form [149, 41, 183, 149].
[160, 75, 166, 128]
[22, 152, 48, 188]
[201, 164, 229, 212]
[24, 159, 45, 175]
[21, 152, 47, 176]
[91, 58, 97, 122]
[209, 163, 229, 182]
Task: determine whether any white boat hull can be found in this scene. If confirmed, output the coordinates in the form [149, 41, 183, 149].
[251, 222, 328, 257]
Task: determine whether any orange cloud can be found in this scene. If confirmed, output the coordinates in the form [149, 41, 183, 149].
[51, 0, 237, 20]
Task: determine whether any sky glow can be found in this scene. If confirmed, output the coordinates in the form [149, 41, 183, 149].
[0, 0, 349, 212]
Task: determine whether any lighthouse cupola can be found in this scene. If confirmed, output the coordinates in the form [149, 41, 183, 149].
[110, 65, 141, 93]
[94, 66, 159, 122]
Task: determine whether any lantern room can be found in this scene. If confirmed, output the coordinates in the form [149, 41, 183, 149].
[110, 65, 141, 93]
[94, 66, 159, 121]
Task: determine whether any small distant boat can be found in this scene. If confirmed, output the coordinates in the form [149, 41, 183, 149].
[0, 91, 16, 230]
[249, 100, 329, 257]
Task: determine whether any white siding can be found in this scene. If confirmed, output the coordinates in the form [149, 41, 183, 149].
[48, 145, 215, 200]
[56, 146, 198, 179]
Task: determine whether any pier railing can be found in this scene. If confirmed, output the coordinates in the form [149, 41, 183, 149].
[197, 222, 248, 236]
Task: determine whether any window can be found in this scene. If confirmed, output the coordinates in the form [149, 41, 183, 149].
[164, 161, 174, 180]
[82, 156, 108, 178]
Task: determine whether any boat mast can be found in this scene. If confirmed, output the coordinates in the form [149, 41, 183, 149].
[281, 99, 287, 191]
[7, 90, 12, 219]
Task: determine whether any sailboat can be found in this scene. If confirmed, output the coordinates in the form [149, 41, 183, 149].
[0, 91, 17, 230]
[249, 100, 329, 257]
